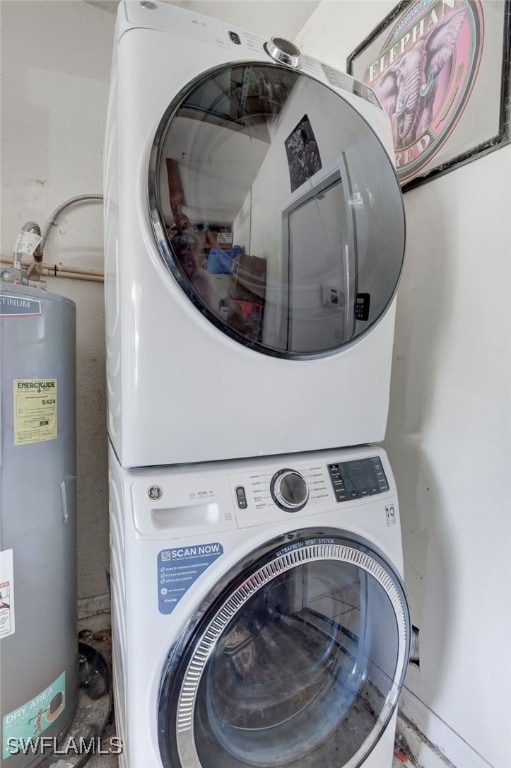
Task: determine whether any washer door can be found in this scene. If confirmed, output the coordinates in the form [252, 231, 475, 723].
[149, 63, 405, 359]
[158, 531, 410, 768]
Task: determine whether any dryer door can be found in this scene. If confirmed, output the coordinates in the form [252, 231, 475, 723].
[149, 63, 405, 359]
[158, 531, 410, 768]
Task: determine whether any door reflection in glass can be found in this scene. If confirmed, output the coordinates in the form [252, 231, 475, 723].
[152, 64, 404, 357]
[286, 167, 355, 353]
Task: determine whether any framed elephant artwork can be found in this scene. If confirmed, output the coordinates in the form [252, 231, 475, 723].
[347, 0, 511, 191]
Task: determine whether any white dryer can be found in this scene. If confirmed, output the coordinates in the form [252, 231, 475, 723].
[109, 444, 410, 768]
[104, 1, 406, 468]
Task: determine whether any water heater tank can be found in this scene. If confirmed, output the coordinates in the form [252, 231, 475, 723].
[0, 281, 78, 767]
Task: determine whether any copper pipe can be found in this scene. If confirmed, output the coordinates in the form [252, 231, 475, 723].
[42, 270, 103, 283]
[1, 257, 104, 282]
[41, 263, 104, 277]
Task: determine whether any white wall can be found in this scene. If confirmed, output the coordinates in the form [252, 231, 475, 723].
[1, 1, 116, 602]
[298, 3, 511, 767]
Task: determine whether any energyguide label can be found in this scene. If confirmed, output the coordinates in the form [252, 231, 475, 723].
[13, 379, 57, 445]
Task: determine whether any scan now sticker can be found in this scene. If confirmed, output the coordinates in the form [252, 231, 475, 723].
[158, 543, 223, 614]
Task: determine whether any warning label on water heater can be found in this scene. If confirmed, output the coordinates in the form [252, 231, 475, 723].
[0, 549, 15, 640]
[2, 672, 66, 759]
[13, 379, 57, 445]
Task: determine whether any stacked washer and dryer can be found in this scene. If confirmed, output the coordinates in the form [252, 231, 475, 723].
[104, 2, 410, 767]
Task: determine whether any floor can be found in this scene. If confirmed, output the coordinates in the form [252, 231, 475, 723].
[68, 614, 414, 768]
[77, 615, 118, 768]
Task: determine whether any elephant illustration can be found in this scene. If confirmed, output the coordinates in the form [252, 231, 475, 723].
[373, 5, 468, 149]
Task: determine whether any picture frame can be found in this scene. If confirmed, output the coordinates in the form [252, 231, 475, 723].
[284, 114, 323, 192]
[346, 0, 511, 191]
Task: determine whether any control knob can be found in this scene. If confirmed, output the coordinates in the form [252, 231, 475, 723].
[264, 37, 301, 69]
[270, 469, 309, 512]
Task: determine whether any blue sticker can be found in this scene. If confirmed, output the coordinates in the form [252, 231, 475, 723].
[2, 672, 65, 759]
[0, 295, 41, 317]
[158, 543, 223, 614]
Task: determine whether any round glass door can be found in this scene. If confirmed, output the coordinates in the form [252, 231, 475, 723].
[158, 531, 410, 768]
[149, 63, 405, 359]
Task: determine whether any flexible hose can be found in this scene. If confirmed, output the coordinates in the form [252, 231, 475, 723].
[11, 195, 103, 280]
[20, 221, 41, 235]
[39, 193, 104, 254]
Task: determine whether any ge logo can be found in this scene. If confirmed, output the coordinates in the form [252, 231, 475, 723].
[148, 485, 163, 501]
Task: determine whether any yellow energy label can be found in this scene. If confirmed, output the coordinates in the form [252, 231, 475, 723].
[13, 379, 57, 445]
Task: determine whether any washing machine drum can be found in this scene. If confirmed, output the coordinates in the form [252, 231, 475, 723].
[158, 531, 410, 768]
[149, 63, 405, 359]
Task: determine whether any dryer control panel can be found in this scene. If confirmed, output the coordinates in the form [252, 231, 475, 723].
[328, 457, 389, 502]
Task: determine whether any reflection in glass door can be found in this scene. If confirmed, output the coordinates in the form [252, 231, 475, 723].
[158, 532, 410, 768]
[287, 164, 356, 353]
[149, 63, 405, 359]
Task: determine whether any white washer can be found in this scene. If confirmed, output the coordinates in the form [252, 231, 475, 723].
[109, 444, 410, 768]
[104, 1, 406, 468]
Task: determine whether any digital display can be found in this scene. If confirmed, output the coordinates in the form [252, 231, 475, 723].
[328, 457, 389, 502]
[342, 460, 379, 494]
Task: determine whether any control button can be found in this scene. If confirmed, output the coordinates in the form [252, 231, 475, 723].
[328, 462, 348, 502]
[270, 469, 308, 512]
[235, 486, 247, 509]
[371, 457, 389, 491]
[355, 292, 370, 321]
[228, 31, 241, 45]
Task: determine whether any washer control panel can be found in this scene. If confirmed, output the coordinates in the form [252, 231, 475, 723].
[328, 457, 389, 502]
[226, 450, 393, 528]
[233, 463, 329, 515]
[129, 449, 394, 540]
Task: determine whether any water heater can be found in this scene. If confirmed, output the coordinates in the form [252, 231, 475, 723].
[0, 280, 78, 767]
